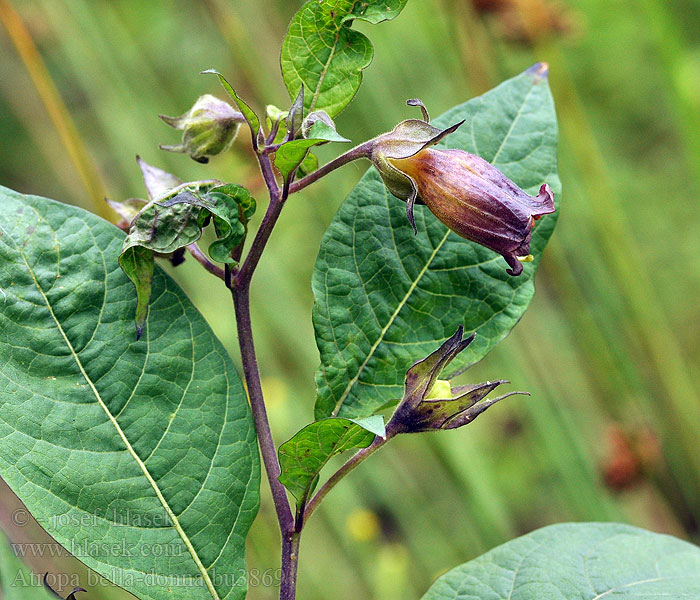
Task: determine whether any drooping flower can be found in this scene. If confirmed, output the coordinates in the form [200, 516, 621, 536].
[369, 99, 555, 275]
[389, 148, 554, 275]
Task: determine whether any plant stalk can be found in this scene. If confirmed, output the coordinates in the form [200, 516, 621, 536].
[279, 531, 301, 600]
[288, 141, 373, 194]
[186, 243, 225, 279]
[232, 138, 373, 600]
[303, 435, 387, 523]
[231, 149, 301, 598]
[231, 285, 294, 533]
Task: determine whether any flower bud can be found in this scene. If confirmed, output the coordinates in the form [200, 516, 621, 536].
[386, 326, 528, 435]
[369, 100, 555, 275]
[159, 94, 243, 163]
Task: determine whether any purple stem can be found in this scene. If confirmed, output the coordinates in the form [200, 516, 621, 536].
[231, 284, 294, 533]
[303, 435, 388, 523]
[232, 141, 374, 599]
[287, 141, 373, 194]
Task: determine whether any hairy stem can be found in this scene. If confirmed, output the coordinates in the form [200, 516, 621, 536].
[236, 154, 288, 285]
[288, 140, 373, 194]
[303, 435, 387, 522]
[232, 137, 371, 600]
[230, 148, 299, 597]
[257, 150, 281, 200]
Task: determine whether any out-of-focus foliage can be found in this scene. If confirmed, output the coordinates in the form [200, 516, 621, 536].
[421, 523, 700, 599]
[1, 1, 699, 599]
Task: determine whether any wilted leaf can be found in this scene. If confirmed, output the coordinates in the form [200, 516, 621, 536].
[119, 183, 254, 334]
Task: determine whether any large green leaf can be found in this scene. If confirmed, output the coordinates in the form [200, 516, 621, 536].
[0, 187, 260, 600]
[313, 64, 560, 418]
[421, 523, 700, 599]
[0, 530, 57, 600]
[278, 415, 384, 504]
[280, 0, 408, 117]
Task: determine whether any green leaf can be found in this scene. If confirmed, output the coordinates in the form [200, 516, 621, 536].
[0, 186, 260, 600]
[119, 244, 154, 339]
[305, 118, 351, 143]
[298, 151, 319, 176]
[274, 116, 349, 179]
[280, 0, 408, 117]
[274, 140, 323, 180]
[0, 530, 57, 600]
[313, 64, 560, 418]
[119, 183, 254, 333]
[274, 136, 349, 179]
[201, 185, 255, 263]
[278, 416, 384, 503]
[421, 523, 700, 599]
[202, 69, 260, 136]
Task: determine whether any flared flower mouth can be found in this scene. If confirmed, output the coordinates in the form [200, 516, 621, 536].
[369, 100, 555, 276]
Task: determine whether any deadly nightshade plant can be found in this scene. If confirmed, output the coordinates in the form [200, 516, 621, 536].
[3, 3, 700, 600]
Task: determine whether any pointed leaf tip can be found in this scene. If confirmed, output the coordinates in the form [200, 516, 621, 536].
[526, 62, 549, 81]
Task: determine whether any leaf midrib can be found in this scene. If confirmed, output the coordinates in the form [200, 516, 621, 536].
[12, 220, 221, 600]
[308, 0, 360, 112]
[331, 227, 452, 416]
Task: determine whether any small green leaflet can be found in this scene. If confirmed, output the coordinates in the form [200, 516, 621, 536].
[274, 133, 350, 179]
[202, 69, 260, 136]
[274, 89, 351, 179]
[421, 523, 700, 599]
[281, 0, 408, 117]
[278, 416, 385, 505]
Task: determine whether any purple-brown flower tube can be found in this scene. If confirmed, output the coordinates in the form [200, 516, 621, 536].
[389, 148, 555, 275]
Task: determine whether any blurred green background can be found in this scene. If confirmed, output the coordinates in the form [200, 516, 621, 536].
[1, 0, 700, 598]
